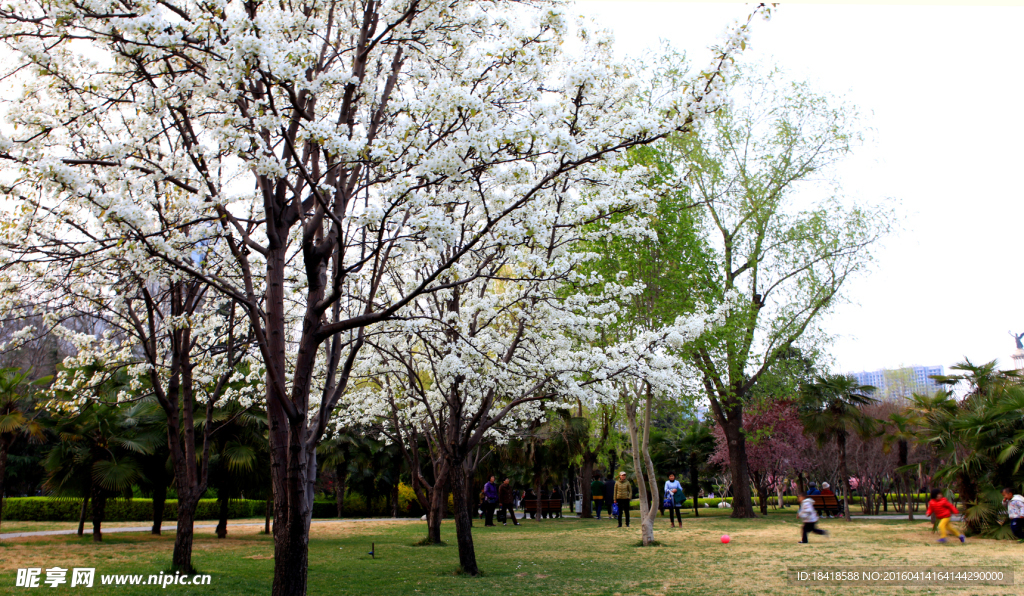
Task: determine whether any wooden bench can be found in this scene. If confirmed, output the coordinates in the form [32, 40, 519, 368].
[521, 499, 563, 518]
[807, 494, 843, 515]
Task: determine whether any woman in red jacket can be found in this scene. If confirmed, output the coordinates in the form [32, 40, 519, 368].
[925, 489, 965, 543]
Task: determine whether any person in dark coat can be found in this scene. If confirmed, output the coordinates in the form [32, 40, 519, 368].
[603, 476, 616, 518]
[590, 475, 605, 519]
[497, 478, 520, 526]
[550, 486, 563, 518]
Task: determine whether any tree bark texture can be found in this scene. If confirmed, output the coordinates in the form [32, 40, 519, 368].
[90, 486, 106, 543]
[216, 495, 229, 538]
[838, 432, 851, 522]
[449, 463, 479, 575]
[152, 482, 167, 535]
[172, 494, 199, 572]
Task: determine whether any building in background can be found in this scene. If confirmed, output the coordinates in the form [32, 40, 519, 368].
[849, 365, 944, 400]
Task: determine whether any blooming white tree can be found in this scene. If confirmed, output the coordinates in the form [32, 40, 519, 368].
[0, 233, 259, 571]
[0, 0, 768, 592]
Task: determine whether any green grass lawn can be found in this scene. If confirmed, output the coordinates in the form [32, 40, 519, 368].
[0, 508, 1019, 595]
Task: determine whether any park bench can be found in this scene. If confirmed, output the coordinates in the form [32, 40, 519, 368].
[807, 494, 843, 516]
[521, 499, 563, 518]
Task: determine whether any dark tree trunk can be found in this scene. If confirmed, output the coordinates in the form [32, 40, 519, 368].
[580, 456, 594, 518]
[689, 452, 700, 517]
[268, 426, 315, 596]
[264, 497, 272, 534]
[957, 470, 980, 534]
[0, 438, 9, 533]
[722, 415, 757, 518]
[838, 432, 851, 522]
[899, 440, 913, 521]
[392, 483, 400, 518]
[424, 463, 448, 544]
[216, 494, 229, 538]
[449, 463, 479, 575]
[334, 465, 347, 518]
[172, 494, 199, 572]
[152, 482, 167, 535]
[755, 474, 769, 516]
[77, 495, 89, 537]
[90, 485, 106, 543]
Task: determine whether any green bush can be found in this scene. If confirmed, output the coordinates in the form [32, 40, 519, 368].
[3, 487, 423, 522]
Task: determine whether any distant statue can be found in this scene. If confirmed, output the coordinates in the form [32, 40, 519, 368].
[1011, 331, 1024, 350]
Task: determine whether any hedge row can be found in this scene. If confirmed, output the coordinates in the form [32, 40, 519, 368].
[3, 484, 424, 521]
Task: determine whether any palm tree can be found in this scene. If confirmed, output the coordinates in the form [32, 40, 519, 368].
[0, 367, 47, 532]
[670, 421, 715, 517]
[883, 411, 920, 520]
[912, 360, 1024, 536]
[799, 374, 877, 521]
[205, 404, 267, 539]
[44, 401, 162, 541]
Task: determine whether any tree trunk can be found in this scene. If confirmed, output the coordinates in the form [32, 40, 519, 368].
[334, 465, 347, 518]
[269, 439, 315, 596]
[90, 486, 106, 543]
[449, 462, 479, 575]
[0, 439, 8, 533]
[425, 465, 449, 544]
[689, 452, 700, 517]
[956, 470, 980, 535]
[392, 483, 400, 518]
[152, 482, 167, 535]
[216, 494, 229, 538]
[534, 479, 542, 521]
[756, 475, 769, 516]
[172, 494, 199, 573]
[580, 456, 594, 518]
[899, 440, 913, 521]
[722, 415, 757, 518]
[838, 433, 851, 522]
[264, 497, 272, 534]
[624, 385, 663, 546]
[77, 495, 89, 537]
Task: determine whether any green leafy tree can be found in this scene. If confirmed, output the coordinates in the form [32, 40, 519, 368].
[664, 66, 889, 518]
[799, 374, 878, 521]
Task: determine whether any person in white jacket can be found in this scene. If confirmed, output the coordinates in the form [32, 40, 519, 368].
[1002, 487, 1024, 539]
[797, 491, 829, 544]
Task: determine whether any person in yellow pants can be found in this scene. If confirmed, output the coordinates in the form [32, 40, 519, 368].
[926, 489, 965, 543]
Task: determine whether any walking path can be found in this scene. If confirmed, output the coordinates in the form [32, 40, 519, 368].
[1, 512, 953, 540]
[0, 518, 419, 540]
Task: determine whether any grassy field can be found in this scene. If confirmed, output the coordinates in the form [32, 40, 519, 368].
[0, 508, 1019, 595]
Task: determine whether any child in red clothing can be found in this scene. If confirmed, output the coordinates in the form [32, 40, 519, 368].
[925, 489, 965, 543]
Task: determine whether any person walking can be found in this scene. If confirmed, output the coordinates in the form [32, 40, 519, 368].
[603, 475, 616, 519]
[482, 476, 499, 527]
[664, 473, 684, 528]
[590, 475, 605, 519]
[1002, 487, 1024, 539]
[797, 490, 829, 543]
[614, 471, 632, 528]
[498, 478, 520, 526]
[925, 488, 965, 544]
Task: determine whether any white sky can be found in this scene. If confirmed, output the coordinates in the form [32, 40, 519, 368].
[575, 0, 1024, 374]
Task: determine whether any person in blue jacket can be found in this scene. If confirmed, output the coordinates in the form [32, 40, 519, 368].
[663, 473, 685, 528]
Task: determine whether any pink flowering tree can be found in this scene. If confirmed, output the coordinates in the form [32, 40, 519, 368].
[711, 400, 811, 514]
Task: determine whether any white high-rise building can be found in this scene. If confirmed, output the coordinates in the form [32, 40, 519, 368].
[849, 365, 944, 399]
